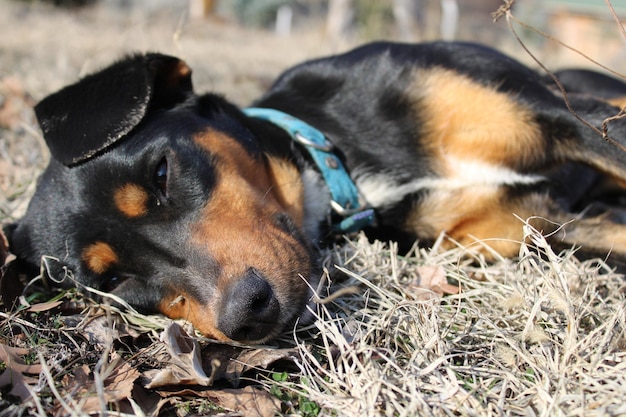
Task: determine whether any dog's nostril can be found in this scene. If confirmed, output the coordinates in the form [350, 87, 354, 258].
[217, 269, 280, 343]
[250, 294, 268, 312]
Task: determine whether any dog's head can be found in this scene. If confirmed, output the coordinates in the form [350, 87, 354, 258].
[6, 54, 319, 343]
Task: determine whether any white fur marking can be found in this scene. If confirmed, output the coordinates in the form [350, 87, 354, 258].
[356, 159, 544, 208]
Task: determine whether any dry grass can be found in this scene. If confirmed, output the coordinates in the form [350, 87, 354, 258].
[295, 231, 626, 416]
[1, 1, 626, 416]
[2, 230, 625, 416]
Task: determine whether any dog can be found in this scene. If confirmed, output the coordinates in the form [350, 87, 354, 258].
[6, 41, 626, 344]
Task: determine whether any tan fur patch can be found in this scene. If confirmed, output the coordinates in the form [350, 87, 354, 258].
[407, 187, 560, 259]
[173, 60, 191, 79]
[410, 68, 544, 171]
[82, 241, 118, 274]
[114, 183, 149, 218]
[266, 156, 305, 226]
[158, 292, 228, 341]
[607, 96, 626, 109]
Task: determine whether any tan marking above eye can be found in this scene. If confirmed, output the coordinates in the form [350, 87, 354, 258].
[114, 183, 149, 218]
[82, 241, 119, 274]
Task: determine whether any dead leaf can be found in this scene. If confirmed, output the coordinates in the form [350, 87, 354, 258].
[61, 308, 144, 348]
[203, 386, 282, 417]
[26, 300, 63, 312]
[72, 353, 140, 414]
[126, 384, 168, 416]
[409, 265, 460, 300]
[0, 368, 34, 402]
[68, 364, 91, 389]
[78, 314, 122, 346]
[157, 386, 281, 417]
[0, 344, 41, 402]
[144, 322, 212, 388]
[225, 347, 298, 385]
[101, 354, 141, 402]
[0, 344, 41, 375]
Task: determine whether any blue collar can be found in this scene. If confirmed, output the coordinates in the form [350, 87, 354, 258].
[243, 107, 375, 233]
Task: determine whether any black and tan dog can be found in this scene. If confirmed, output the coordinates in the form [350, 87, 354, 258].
[6, 42, 626, 343]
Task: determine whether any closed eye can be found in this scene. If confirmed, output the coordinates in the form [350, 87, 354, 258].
[154, 157, 168, 197]
[102, 274, 128, 292]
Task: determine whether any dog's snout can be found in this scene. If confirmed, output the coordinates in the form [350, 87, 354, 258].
[218, 269, 280, 342]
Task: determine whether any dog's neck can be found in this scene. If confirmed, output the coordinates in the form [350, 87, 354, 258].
[243, 108, 375, 241]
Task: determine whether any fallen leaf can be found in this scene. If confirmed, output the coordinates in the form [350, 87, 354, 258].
[0, 344, 41, 402]
[26, 300, 63, 312]
[126, 384, 168, 416]
[63, 308, 144, 347]
[0, 344, 41, 375]
[142, 324, 300, 392]
[0, 368, 34, 402]
[144, 322, 212, 388]
[68, 364, 91, 389]
[157, 386, 281, 417]
[78, 314, 122, 347]
[208, 386, 282, 417]
[225, 347, 299, 386]
[409, 265, 460, 300]
[101, 354, 141, 402]
[73, 353, 141, 414]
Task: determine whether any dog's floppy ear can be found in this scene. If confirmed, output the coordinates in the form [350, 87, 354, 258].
[35, 53, 193, 166]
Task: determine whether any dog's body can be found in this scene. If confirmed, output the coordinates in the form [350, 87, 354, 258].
[7, 41, 626, 343]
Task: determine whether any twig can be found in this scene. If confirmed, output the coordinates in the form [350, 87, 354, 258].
[498, 1, 626, 153]
[606, 0, 626, 40]
[37, 351, 82, 417]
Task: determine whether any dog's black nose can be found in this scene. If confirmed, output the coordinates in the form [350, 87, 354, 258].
[217, 269, 280, 342]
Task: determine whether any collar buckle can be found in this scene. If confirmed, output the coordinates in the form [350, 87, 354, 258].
[294, 132, 334, 152]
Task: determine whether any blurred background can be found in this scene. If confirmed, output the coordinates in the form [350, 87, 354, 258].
[2, 0, 625, 103]
[1, 0, 626, 220]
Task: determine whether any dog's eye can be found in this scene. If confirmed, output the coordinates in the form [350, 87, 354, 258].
[154, 158, 168, 196]
[102, 275, 127, 292]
